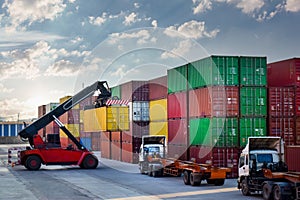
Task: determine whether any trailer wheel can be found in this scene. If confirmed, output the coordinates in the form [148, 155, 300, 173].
[273, 185, 282, 200]
[82, 155, 98, 169]
[214, 179, 225, 186]
[262, 184, 272, 200]
[190, 172, 201, 186]
[207, 179, 214, 184]
[25, 155, 41, 171]
[241, 179, 251, 196]
[183, 171, 191, 185]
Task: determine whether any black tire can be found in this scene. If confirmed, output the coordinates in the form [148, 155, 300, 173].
[241, 179, 251, 196]
[190, 172, 201, 186]
[273, 185, 282, 200]
[153, 170, 158, 177]
[262, 184, 272, 200]
[207, 179, 215, 185]
[214, 179, 225, 186]
[82, 154, 98, 169]
[183, 171, 191, 185]
[25, 155, 41, 171]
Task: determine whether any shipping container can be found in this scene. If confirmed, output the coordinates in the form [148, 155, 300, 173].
[59, 95, 80, 109]
[167, 144, 188, 160]
[239, 117, 267, 147]
[149, 99, 167, 121]
[148, 76, 168, 100]
[296, 117, 300, 145]
[285, 146, 300, 172]
[121, 133, 143, 163]
[121, 81, 149, 101]
[168, 64, 188, 94]
[211, 118, 239, 147]
[111, 139, 121, 161]
[45, 122, 59, 134]
[80, 137, 92, 150]
[269, 117, 295, 146]
[189, 146, 213, 164]
[240, 87, 267, 117]
[60, 109, 80, 124]
[240, 56, 267, 86]
[132, 101, 149, 121]
[59, 124, 80, 138]
[111, 85, 122, 99]
[167, 91, 187, 119]
[60, 137, 80, 149]
[188, 56, 239, 88]
[100, 131, 111, 159]
[79, 96, 97, 110]
[267, 58, 300, 87]
[168, 119, 188, 146]
[83, 106, 129, 132]
[189, 118, 212, 146]
[149, 121, 168, 140]
[0, 123, 24, 137]
[38, 105, 46, 118]
[91, 132, 101, 151]
[122, 121, 149, 140]
[189, 86, 239, 118]
[268, 87, 295, 117]
[46, 102, 60, 113]
[296, 87, 300, 116]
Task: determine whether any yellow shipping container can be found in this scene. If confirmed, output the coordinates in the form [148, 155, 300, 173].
[149, 99, 167, 121]
[60, 124, 80, 138]
[83, 106, 129, 132]
[149, 121, 168, 141]
[59, 95, 80, 109]
[80, 110, 84, 123]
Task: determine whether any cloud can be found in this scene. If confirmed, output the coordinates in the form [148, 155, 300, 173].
[2, 0, 67, 30]
[134, 3, 140, 9]
[166, 20, 220, 39]
[45, 60, 80, 76]
[256, 3, 284, 22]
[123, 12, 141, 26]
[108, 29, 154, 45]
[161, 39, 193, 59]
[193, 0, 213, 14]
[285, 0, 300, 12]
[151, 20, 158, 28]
[235, 0, 265, 14]
[0, 83, 14, 93]
[89, 13, 107, 26]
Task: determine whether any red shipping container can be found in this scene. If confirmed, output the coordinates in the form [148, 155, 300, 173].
[121, 142, 134, 163]
[189, 86, 239, 118]
[121, 81, 149, 101]
[295, 117, 300, 145]
[149, 76, 168, 100]
[45, 122, 59, 134]
[168, 119, 188, 146]
[189, 146, 213, 164]
[268, 87, 295, 117]
[60, 109, 80, 124]
[111, 131, 121, 141]
[268, 58, 300, 87]
[167, 92, 187, 119]
[100, 140, 111, 159]
[296, 87, 300, 116]
[285, 146, 300, 172]
[225, 147, 241, 178]
[38, 105, 46, 118]
[111, 140, 121, 161]
[167, 144, 188, 160]
[269, 117, 295, 146]
[91, 132, 101, 151]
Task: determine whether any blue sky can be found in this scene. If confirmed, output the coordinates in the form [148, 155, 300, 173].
[0, 0, 299, 120]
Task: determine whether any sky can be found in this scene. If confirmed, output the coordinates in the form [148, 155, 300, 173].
[0, 0, 299, 121]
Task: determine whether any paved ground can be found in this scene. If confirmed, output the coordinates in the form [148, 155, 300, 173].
[0, 144, 262, 200]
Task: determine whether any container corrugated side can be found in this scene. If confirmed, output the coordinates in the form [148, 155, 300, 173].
[285, 146, 300, 172]
[240, 87, 267, 117]
[149, 121, 168, 141]
[268, 87, 295, 117]
[240, 56, 267, 86]
[295, 87, 300, 116]
[149, 76, 167, 100]
[168, 119, 188, 146]
[167, 64, 187, 94]
[167, 91, 187, 119]
[189, 146, 213, 163]
[167, 144, 188, 160]
[268, 117, 295, 146]
[149, 99, 167, 121]
[239, 117, 267, 147]
[267, 58, 300, 87]
[211, 118, 239, 147]
[295, 117, 300, 145]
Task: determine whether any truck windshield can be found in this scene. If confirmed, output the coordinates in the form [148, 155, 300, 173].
[257, 154, 273, 163]
[148, 147, 160, 153]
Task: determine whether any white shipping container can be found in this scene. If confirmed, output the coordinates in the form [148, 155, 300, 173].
[131, 101, 149, 122]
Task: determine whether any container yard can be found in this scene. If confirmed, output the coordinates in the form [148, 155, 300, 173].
[2, 55, 300, 177]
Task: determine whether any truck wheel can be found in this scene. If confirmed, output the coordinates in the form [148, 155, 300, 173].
[190, 172, 201, 186]
[241, 179, 251, 196]
[25, 155, 41, 171]
[262, 184, 272, 200]
[273, 185, 282, 200]
[153, 170, 159, 177]
[183, 171, 191, 185]
[82, 155, 98, 169]
[214, 179, 225, 186]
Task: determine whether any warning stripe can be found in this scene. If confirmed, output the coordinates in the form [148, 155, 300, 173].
[106, 99, 129, 106]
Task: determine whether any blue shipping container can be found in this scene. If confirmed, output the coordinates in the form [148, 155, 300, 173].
[80, 137, 92, 150]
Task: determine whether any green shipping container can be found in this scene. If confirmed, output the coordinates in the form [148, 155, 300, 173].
[240, 87, 267, 117]
[188, 56, 239, 89]
[190, 118, 211, 146]
[239, 117, 267, 147]
[211, 118, 239, 147]
[240, 56, 267, 86]
[168, 64, 188, 93]
[111, 86, 121, 99]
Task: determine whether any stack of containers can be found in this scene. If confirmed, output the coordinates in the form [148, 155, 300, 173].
[37, 105, 46, 137]
[188, 56, 240, 178]
[44, 103, 60, 142]
[149, 76, 168, 141]
[267, 58, 300, 171]
[239, 56, 267, 147]
[59, 96, 80, 148]
[167, 64, 189, 160]
[121, 81, 149, 163]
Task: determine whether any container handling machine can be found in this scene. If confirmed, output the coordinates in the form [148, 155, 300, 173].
[13, 81, 111, 170]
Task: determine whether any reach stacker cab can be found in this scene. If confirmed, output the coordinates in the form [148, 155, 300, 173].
[17, 81, 111, 170]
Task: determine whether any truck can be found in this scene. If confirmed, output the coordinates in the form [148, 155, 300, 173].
[13, 81, 111, 170]
[238, 136, 300, 200]
[139, 135, 231, 186]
